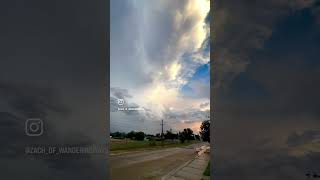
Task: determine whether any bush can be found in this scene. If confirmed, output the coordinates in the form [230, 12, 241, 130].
[149, 140, 156, 146]
[126, 131, 136, 139]
[110, 132, 126, 139]
[179, 133, 186, 144]
[195, 135, 200, 141]
[135, 131, 145, 141]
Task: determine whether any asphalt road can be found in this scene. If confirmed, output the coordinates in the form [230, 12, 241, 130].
[109, 143, 207, 180]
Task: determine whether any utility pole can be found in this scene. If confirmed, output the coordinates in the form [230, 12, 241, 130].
[160, 119, 164, 140]
[160, 120, 165, 146]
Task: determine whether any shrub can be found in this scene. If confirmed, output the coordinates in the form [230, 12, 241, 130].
[135, 131, 145, 141]
[149, 140, 156, 146]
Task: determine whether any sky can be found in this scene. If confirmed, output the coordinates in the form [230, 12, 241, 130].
[0, 0, 108, 179]
[2, 0, 319, 179]
[213, 0, 320, 179]
[110, 0, 210, 134]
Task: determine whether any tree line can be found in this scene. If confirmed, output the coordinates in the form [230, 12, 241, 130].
[110, 120, 210, 143]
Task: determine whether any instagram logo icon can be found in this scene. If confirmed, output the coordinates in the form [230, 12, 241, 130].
[25, 118, 43, 136]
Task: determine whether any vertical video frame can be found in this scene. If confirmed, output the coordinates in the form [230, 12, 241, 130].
[110, 0, 211, 179]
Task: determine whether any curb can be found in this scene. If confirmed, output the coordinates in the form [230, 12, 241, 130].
[161, 157, 195, 180]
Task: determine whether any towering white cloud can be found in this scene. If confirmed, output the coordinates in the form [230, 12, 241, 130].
[111, 0, 210, 134]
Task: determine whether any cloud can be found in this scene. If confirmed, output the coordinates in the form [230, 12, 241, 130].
[110, 0, 210, 134]
[212, 0, 316, 89]
[111, 0, 210, 88]
[110, 86, 210, 134]
[188, 80, 210, 99]
[311, 5, 320, 24]
[213, 1, 320, 179]
[0, 82, 106, 180]
[163, 107, 209, 133]
[0, 82, 70, 118]
[214, 134, 320, 180]
[110, 87, 133, 99]
[0, 0, 109, 178]
[287, 130, 320, 147]
[200, 102, 210, 109]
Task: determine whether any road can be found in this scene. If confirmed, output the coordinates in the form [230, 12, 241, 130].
[109, 143, 207, 180]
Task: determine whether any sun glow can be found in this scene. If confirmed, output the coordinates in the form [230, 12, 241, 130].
[168, 62, 181, 81]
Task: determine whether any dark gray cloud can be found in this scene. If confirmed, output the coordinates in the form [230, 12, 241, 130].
[110, 87, 143, 115]
[0, 83, 106, 180]
[0, 0, 108, 179]
[287, 130, 320, 147]
[109, 96, 119, 112]
[214, 133, 320, 180]
[110, 87, 133, 99]
[0, 82, 70, 118]
[110, 87, 159, 133]
[213, 0, 317, 89]
[213, 0, 320, 179]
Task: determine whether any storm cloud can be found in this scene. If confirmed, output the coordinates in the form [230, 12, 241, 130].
[0, 0, 108, 179]
[213, 0, 320, 179]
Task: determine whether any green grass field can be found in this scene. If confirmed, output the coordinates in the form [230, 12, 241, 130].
[203, 161, 210, 176]
[110, 139, 199, 151]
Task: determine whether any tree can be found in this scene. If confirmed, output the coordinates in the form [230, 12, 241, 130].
[145, 134, 155, 140]
[182, 128, 194, 140]
[110, 132, 126, 139]
[125, 131, 145, 141]
[135, 131, 145, 141]
[178, 131, 186, 143]
[178, 128, 194, 143]
[195, 134, 200, 141]
[200, 120, 210, 142]
[164, 130, 177, 140]
[126, 131, 136, 139]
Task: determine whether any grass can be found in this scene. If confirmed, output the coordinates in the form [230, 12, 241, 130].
[203, 161, 210, 176]
[110, 139, 199, 151]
